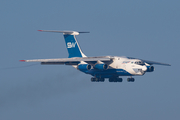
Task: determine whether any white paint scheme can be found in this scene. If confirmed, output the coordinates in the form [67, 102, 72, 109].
[20, 30, 170, 82]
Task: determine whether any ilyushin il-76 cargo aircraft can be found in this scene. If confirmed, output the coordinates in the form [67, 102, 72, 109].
[20, 30, 171, 82]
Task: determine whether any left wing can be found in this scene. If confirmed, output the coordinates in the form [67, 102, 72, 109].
[20, 56, 113, 65]
[127, 57, 171, 66]
[140, 59, 171, 66]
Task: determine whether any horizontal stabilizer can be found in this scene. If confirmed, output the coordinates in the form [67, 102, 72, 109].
[38, 30, 89, 35]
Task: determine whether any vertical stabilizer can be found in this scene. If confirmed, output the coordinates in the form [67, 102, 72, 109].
[63, 34, 86, 58]
[38, 30, 88, 58]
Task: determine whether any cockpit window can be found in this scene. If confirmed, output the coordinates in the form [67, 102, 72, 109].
[135, 61, 145, 65]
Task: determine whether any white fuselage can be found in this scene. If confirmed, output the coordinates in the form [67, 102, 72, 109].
[76, 56, 149, 78]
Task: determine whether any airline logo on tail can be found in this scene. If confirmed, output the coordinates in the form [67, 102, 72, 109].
[67, 42, 77, 48]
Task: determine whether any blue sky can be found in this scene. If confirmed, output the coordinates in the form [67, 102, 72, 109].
[0, 0, 180, 120]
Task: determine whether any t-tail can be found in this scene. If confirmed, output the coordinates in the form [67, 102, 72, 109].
[38, 30, 89, 58]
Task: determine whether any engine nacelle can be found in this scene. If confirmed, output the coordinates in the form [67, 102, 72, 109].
[94, 63, 109, 70]
[146, 66, 155, 72]
[77, 64, 92, 71]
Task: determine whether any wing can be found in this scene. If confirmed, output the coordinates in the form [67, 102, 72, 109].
[20, 56, 113, 65]
[127, 57, 171, 66]
[141, 59, 171, 66]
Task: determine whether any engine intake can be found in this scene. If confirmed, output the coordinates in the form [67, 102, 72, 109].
[146, 66, 154, 72]
[78, 64, 92, 71]
[94, 63, 109, 70]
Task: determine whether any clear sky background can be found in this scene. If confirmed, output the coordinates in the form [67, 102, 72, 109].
[0, 0, 180, 120]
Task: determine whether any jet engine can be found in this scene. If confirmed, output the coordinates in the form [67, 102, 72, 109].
[146, 66, 155, 72]
[94, 63, 109, 70]
[78, 64, 92, 71]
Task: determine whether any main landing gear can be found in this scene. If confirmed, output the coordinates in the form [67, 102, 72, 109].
[127, 77, 135, 82]
[91, 77, 105, 82]
[91, 77, 135, 82]
[109, 77, 123, 82]
[91, 77, 123, 82]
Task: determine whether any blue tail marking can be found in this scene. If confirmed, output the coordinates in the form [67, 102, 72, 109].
[64, 35, 84, 58]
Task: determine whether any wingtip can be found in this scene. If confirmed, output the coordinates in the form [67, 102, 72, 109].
[79, 31, 90, 33]
[19, 60, 25, 62]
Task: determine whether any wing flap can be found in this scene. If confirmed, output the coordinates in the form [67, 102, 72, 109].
[20, 56, 112, 65]
[41, 62, 80, 65]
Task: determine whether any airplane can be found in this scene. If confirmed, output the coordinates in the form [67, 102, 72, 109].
[20, 30, 171, 82]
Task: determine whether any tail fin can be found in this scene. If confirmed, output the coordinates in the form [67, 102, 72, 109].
[63, 32, 86, 58]
[38, 30, 89, 58]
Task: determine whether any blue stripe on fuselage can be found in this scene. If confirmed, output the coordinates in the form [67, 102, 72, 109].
[78, 68, 132, 78]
